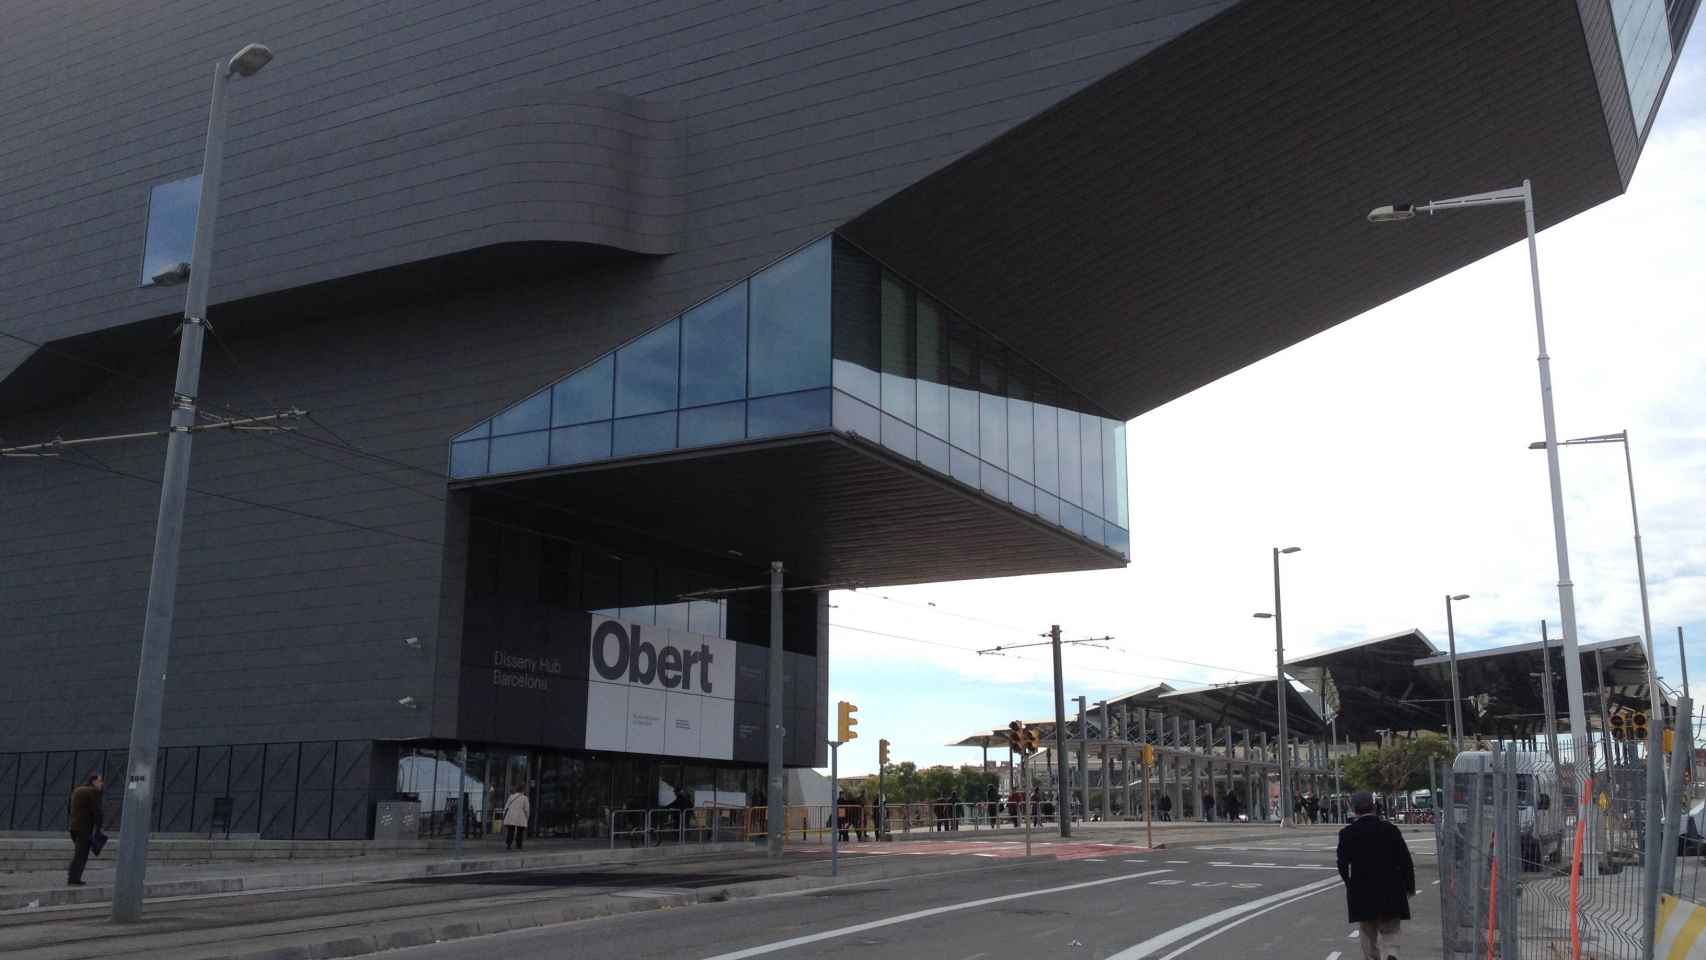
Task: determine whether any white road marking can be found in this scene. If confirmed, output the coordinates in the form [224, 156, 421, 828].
[1123, 859, 1149, 863]
[1326, 953, 1342, 960]
[694, 869, 1171, 960]
[1208, 861, 1336, 871]
[1348, 929, 1359, 939]
[1165, 859, 1190, 863]
[1084, 858, 1107, 862]
[1432, 879, 1441, 885]
[1106, 876, 1342, 959]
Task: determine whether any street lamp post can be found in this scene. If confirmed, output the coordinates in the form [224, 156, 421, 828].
[1369, 181, 1592, 835]
[1445, 594, 1470, 752]
[112, 43, 273, 925]
[1253, 545, 1301, 826]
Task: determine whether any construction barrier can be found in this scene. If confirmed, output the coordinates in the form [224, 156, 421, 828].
[1656, 895, 1706, 958]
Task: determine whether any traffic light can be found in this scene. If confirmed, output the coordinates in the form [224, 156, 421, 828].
[1007, 720, 1023, 752]
[1143, 744, 1156, 767]
[878, 738, 891, 766]
[1610, 712, 1626, 742]
[1664, 727, 1675, 755]
[1632, 712, 1649, 741]
[1022, 726, 1041, 754]
[837, 700, 859, 742]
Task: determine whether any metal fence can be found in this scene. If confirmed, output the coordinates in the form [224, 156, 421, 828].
[1436, 698, 1700, 959]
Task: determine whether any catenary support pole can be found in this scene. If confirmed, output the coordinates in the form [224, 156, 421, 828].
[1076, 696, 1088, 824]
[114, 57, 237, 924]
[455, 745, 467, 856]
[1541, 622, 1563, 774]
[1271, 547, 1293, 827]
[1660, 698, 1694, 894]
[1051, 625, 1071, 838]
[1099, 699, 1111, 823]
[767, 562, 785, 857]
[829, 741, 839, 876]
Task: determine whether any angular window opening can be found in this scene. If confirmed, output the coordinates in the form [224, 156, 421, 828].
[141, 174, 201, 287]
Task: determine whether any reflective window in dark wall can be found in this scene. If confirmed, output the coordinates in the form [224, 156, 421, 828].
[140, 174, 200, 286]
[680, 284, 747, 408]
[831, 239, 881, 407]
[489, 430, 549, 474]
[1008, 398, 1033, 483]
[1058, 409, 1082, 506]
[678, 401, 746, 447]
[915, 295, 948, 440]
[1034, 403, 1059, 495]
[450, 440, 489, 478]
[978, 393, 1006, 470]
[492, 391, 550, 436]
[1080, 413, 1102, 521]
[550, 421, 612, 465]
[552, 355, 614, 426]
[615, 320, 680, 418]
[1102, 419, 1120, 522]
[749, 238, 832, 397]
[879, 273, 915, 423]
[612, 411, 677, 457]
[748, 388, 832, 439]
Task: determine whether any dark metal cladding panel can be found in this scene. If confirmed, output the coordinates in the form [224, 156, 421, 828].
[196, 745, 232, 796]
[328, 790, 371, 840]
[229, 744, 265, 792]
[294, 789, 333, 840]
[0, 754, 17, 830]
[38, 752, 76, 831]
[297, 741, 336, 792]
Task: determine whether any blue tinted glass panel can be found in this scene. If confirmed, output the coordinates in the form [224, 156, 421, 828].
[1081, 414, 1102, 521]
[979, 394, 1006, 470]
[917, 381, 948, 440]
[613, 412, 677, 457]
[1034, 404, 1059, 495]
[615, 319, 680, 417]
[880, 274, 915, 423]
[1007, 399, 1033, 483]
[748, 388, 832, 438]
[552, 355, 614, 426]
[489, 431, 549, 474]
[980, 463, 1009, 502]
[1612, 0, 1672, 132]
[679, 402, 746, 447]
[749, 238, 831, 396]
[1109, 525, 1131, 561]
[949, 387, 978, 455]
[1036, 490, 1061, 526]
[917, 431, 950, 475]
[1114, 423, 1129, 527]
[449, 439, 489, 478]
[833, 390, 881, 441]
[492, 391, 550, 436]
[1058, 410, 1082, 506]
[680, 284, 747, 407]
[1102, 419, 1120, 521]
[550, 421, 612, 465]
[1061, 502, 1084, 537]
[453, 421, 490, 442]
[881, 414, 917, 460]
[1010, 480, 1036, 514]
[950, 447, 979, 487]
[141, 174, 201, 286]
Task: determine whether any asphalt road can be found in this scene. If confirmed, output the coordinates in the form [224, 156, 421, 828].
[382, 828, 1440, 959]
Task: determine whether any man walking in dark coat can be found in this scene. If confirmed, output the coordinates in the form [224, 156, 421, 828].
[67, 772, 105, 886]
[1336, 791, 1415, 960]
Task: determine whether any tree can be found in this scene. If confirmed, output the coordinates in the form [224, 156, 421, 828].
[1340, 735, 1456, 797]
[891, 762, 922, 803]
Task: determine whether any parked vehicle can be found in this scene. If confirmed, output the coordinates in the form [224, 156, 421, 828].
[1450, 751, 1565, 870]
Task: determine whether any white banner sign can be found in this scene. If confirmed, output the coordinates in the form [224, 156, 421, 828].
[584, 617, 735, 760]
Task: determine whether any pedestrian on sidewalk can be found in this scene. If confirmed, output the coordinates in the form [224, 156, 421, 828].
[1158, 793, 1172, 821]
[67, 771, 104, 886]
[1336, 791, 1415, 960]
[502, 785, 531, 850]
[1201, 792, 1215, 822]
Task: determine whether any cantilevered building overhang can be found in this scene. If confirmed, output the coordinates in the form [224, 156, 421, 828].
[843, 0, 1696, 421]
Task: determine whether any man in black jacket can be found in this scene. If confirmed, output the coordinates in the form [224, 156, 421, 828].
[67, 772, 105, 886]
[1337, 791, 1415, 960]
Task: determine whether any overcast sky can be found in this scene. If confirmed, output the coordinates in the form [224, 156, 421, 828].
[825, 33, 1706, 778]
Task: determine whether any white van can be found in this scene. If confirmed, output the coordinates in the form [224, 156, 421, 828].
[1450, 751, 1566, 869]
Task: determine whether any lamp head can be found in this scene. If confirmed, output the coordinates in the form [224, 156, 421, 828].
[1252, 612, 1274, 620]
[1279, 546, 1301, 554]
[1367, 203, 1416, 223]
[1450, 594, 1470, 601]
[1528, 441, 1547, 450]
[227, 43, 273, 77]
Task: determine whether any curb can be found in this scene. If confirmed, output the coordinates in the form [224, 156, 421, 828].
[0, 841, 762, 913]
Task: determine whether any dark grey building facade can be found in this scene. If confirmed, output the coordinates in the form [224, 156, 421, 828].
[0, 1, 1694, 838]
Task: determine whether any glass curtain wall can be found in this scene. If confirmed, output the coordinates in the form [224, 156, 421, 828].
[449, 234, 1128, 559]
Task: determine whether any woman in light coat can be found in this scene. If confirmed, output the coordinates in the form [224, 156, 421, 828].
[502, 786, 531, 850]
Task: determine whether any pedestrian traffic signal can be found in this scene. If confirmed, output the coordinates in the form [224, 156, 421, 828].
[1664, 727, 1675, 755]
[1022, 726, 1041, 754]
[1143, 744, 1156, 767]
[1007, 720, 1024, 752]
[1610, 712, 1626, 741]
[878, 738, 891, 766]
[1633, 712, 1649, 740]
[837, 701, 859, 742]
